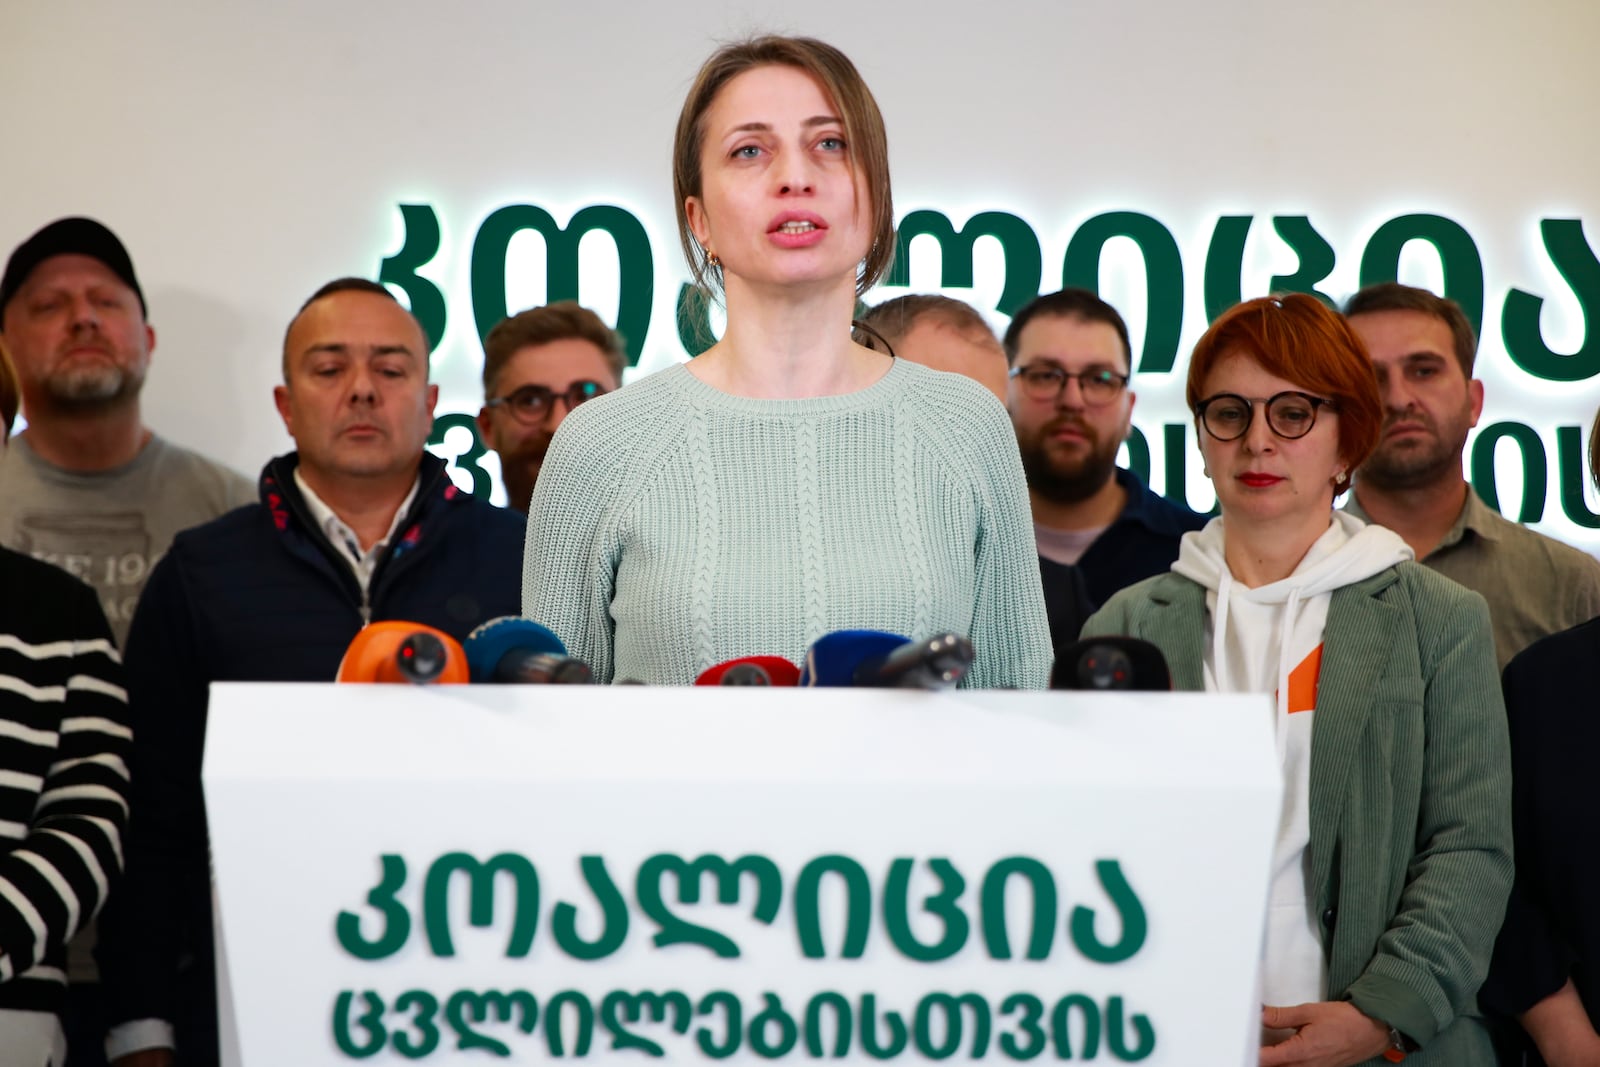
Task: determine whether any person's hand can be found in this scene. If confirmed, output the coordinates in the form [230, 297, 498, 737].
[112, 1051, 175, 1067]
[1259, 1001, 1392, 1067]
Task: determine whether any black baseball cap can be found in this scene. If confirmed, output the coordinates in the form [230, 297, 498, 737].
[0, 217, 147, 318]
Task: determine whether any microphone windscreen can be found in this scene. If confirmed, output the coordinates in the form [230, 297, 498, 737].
[695, 656, 802, 687]
[337, 621, 469, 684]
[1050, 637, 1172, 691]
[800, 630, 909, 687]
[464, 617, 568, 684]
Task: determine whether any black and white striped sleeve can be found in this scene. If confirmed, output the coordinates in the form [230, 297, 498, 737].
[0, 556, 132, 986]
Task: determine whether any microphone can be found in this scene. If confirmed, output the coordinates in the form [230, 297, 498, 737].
[464, 617, 594, 685]
[1050, 638, 1171, 691]
[695, 656, 802, 686]
[862, 632, 974, 688]
[800, 630, 974, 689]
[336, 621, 469, 684]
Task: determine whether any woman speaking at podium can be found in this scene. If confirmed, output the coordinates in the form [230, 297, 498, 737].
[1084, 295, 1511, 1065]
[520, 36, 1049, 687]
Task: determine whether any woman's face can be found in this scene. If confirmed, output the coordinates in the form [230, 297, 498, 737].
[685, 64, 871, 293]
[1196, 351, 1346, 529]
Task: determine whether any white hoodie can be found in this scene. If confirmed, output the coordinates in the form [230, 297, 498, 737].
[1173, 511, 1412, 1018]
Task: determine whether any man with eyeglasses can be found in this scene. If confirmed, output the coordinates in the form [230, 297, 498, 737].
[476, 302, 625, 513]
[1004, 289, 1206, 648]
[1343, 282, 1600, 672]
[94, 278, 525, 1067]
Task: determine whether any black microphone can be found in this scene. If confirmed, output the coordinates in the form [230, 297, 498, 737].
[1051, 637, 1171, 691]
[464, 617, 594, 685]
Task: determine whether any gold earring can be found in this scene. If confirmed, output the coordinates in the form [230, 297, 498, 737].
[706, 251, 720, 268]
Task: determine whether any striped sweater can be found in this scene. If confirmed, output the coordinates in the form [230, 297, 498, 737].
[0, 547, 130, 1015]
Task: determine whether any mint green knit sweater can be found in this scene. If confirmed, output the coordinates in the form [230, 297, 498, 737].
[521, 358, 1051, 687]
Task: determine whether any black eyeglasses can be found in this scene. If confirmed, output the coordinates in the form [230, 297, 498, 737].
[485, 381, 608, 425]
[1008, 364, 1130, 406]
[1194, 391, 1338, 442]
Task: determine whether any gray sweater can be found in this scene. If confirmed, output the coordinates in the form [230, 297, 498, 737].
[522, 359, 1052, 687]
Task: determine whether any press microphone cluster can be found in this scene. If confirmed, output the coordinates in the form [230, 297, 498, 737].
[800, 630, 974, 689]
[464, 618, 594, 684]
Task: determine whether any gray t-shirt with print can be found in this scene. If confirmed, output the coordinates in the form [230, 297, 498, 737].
[0, 433, 256, 648]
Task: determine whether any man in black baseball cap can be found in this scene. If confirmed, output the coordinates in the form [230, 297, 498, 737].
[0, 217, 252, 1064]
[0, 217, 147, 318]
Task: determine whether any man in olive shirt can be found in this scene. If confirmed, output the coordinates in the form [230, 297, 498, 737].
[1344, 282, 1600, 670]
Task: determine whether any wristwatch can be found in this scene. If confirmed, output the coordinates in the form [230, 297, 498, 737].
[1382, 1023, 1418, 1062]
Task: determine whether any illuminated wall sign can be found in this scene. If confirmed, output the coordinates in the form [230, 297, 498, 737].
[384, 202, 1600, 549]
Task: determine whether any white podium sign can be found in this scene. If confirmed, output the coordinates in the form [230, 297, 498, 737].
[204, 684, 1280, 1064]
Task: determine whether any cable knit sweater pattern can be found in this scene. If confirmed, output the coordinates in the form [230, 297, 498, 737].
[522, 359, 1052, 687]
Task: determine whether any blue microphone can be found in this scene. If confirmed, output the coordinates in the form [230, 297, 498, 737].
[464, 617, 594, 685]
[800, 630, 974, 689]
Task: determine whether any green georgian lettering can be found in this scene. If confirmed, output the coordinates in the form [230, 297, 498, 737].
[332, 991, 388, 1059]
[887, 210, 1043, 317]
[336, 854, 411, 961]
[794, 854, 872, 959]
[1160, 423, 1217, 514]
[1203, 215, 1254, 321]
[637, 853, 782, 957]
[1359, 214, 1485, 340]
[1556, 426, 1600, 529]
[1050, 994, 1101, 1059]
[695, 991, 743, 1059]
[858, 993, 909, 1060]
[997, 993, 1046, 1060]
[422, 852, 539, 958]
[749, 993, 800, 1059]
[427, 412, 492, 499]
[804, 992, 853, 1058]
[883, 858, 970, 962]
[601, 991, 692, 1058]
[1063, 212, 1183, 373]
[1069, 859, 1148, 964]
[1267, 216, 1337, 307]
[545, 991, 595, 1057]
[552, 855, 630, 960]
[444, 990, 536, 1056]
[391, 990, 442, 1059]
[470, 204, 654, 366]
[378, 204, 447, 353]
[1503, 220, 1600, 382]
[1124, 426, 1151, 487]
[980, 857, 1057, 960]
[1106, 996, 1157, 1061]
[915, 994, 991, 1060]
[1469, 421, 1548, 522]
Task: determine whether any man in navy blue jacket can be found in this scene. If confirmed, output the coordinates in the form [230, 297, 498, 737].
[94, 279, 526, 1067]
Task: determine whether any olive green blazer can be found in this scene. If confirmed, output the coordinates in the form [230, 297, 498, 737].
[1084, 561, 1513, 1066]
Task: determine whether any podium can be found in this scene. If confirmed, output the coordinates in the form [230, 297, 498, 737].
[204, 683, 1280, 1064]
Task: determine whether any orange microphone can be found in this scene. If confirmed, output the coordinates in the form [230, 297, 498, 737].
[336, 621, 470, 684]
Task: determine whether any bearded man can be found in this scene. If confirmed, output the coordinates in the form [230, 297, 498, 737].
[1344, 282, 1600, 670]
[1004, 288, 1206, 647]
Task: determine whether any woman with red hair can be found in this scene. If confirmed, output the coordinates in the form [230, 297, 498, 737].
[1085, 294, 1511, 1066]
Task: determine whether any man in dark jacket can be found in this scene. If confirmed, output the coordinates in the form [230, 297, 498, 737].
[94, 279, 526, 1067]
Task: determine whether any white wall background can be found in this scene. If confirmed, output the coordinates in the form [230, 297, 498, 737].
[4, 0, 1598, 543]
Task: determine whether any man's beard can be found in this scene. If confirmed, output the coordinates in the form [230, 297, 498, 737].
[1017, 417, 1120, 504]
[45, 363, 141, 408]
[1358, 407, 1472, 491]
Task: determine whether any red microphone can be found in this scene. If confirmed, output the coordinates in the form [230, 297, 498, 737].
[336, 621, 470, 684]
[695, 656, 802, 686]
